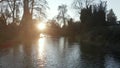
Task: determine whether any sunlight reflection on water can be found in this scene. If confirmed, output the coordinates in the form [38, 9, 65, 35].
[37, 37, 46, 67]
[38, 38, 45, 57]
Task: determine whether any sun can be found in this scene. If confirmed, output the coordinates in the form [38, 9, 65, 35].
[37, 23, 46, 30]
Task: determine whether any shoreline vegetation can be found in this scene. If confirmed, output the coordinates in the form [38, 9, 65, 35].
[0, 1, 120, 53]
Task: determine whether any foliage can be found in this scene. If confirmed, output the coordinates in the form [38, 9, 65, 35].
[46, 19, 61, 36]
[80, 1, 107, 28]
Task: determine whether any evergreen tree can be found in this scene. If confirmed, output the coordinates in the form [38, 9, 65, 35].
[107, 9, 117, 24]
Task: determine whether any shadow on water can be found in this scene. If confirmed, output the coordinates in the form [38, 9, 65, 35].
[80, 52, 105, 68]
[59, 37, 106, 68]
[18, 39, 34, 68]
[79, 42, 120, 68]
[79, 43, 105, 68]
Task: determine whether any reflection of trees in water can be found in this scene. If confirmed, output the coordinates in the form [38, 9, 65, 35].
[59, 37, 69, 50]
[80, 51, 105, 68]
[21, 41, 33, 68]
[79, 43, 105, 68]
[1, 37, 120, 68]
[0, 41, 34, 68]
[20, 38, 46, 68]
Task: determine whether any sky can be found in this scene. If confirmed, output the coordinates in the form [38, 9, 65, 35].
[46, 0, 120, 21]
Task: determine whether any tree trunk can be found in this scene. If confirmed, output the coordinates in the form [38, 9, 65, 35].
[20, 0, 33, 39]
[13, 0, 16, 23]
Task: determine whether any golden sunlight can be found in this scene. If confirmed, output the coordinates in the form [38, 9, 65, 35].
[38, 38, 45, 59]
[37, 37, 46, 66]
[37, 23, 46, 30]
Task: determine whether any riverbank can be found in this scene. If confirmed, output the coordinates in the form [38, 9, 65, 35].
[78, 26, 120, 53]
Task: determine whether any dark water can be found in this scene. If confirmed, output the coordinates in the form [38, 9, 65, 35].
[0, 37, 120, 68]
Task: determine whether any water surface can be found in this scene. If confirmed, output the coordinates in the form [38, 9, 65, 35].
[0, 37, 120, 68]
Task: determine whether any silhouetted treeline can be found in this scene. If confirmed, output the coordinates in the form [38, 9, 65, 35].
[1, 0, 120, 53]
[0, 0, 48, 42]
[45, 1, 120, 53]
[45, 20, 62, 36]
[0, 16, 18, 43]
[79, 1, 120, 42]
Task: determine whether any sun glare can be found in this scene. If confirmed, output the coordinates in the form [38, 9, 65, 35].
[37, 23, 46, 30]
[38, 37, 45, 61]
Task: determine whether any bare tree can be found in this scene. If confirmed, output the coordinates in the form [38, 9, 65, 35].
[7, 0, 17, 23]
[72, 0, 95, 12]
[29, 0, 49, 19]
[107, 9, 117, 23]
[19, 0, 49, 36]
[0, 1, 11, 24]
[0, 0, 22, 23]
[0, 0, 48, 24]
[57, 4, 69, 26]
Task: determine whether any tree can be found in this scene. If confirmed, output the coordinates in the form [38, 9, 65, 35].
[31, 0, 49, 19]
[19, 0, 49, 37]
[0, 0, 48, 23]
[57, 4, 69, 27]
[107, 9, 117, 24]
[80, 1, 107, 33]
[7, 0, 16, 23]
[46, 19, 61, 36]
[72, 0, 95, 12]
[72, 0, 96, 23]
[0, 0, 22, 24]
[0, 0, 49, 38]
